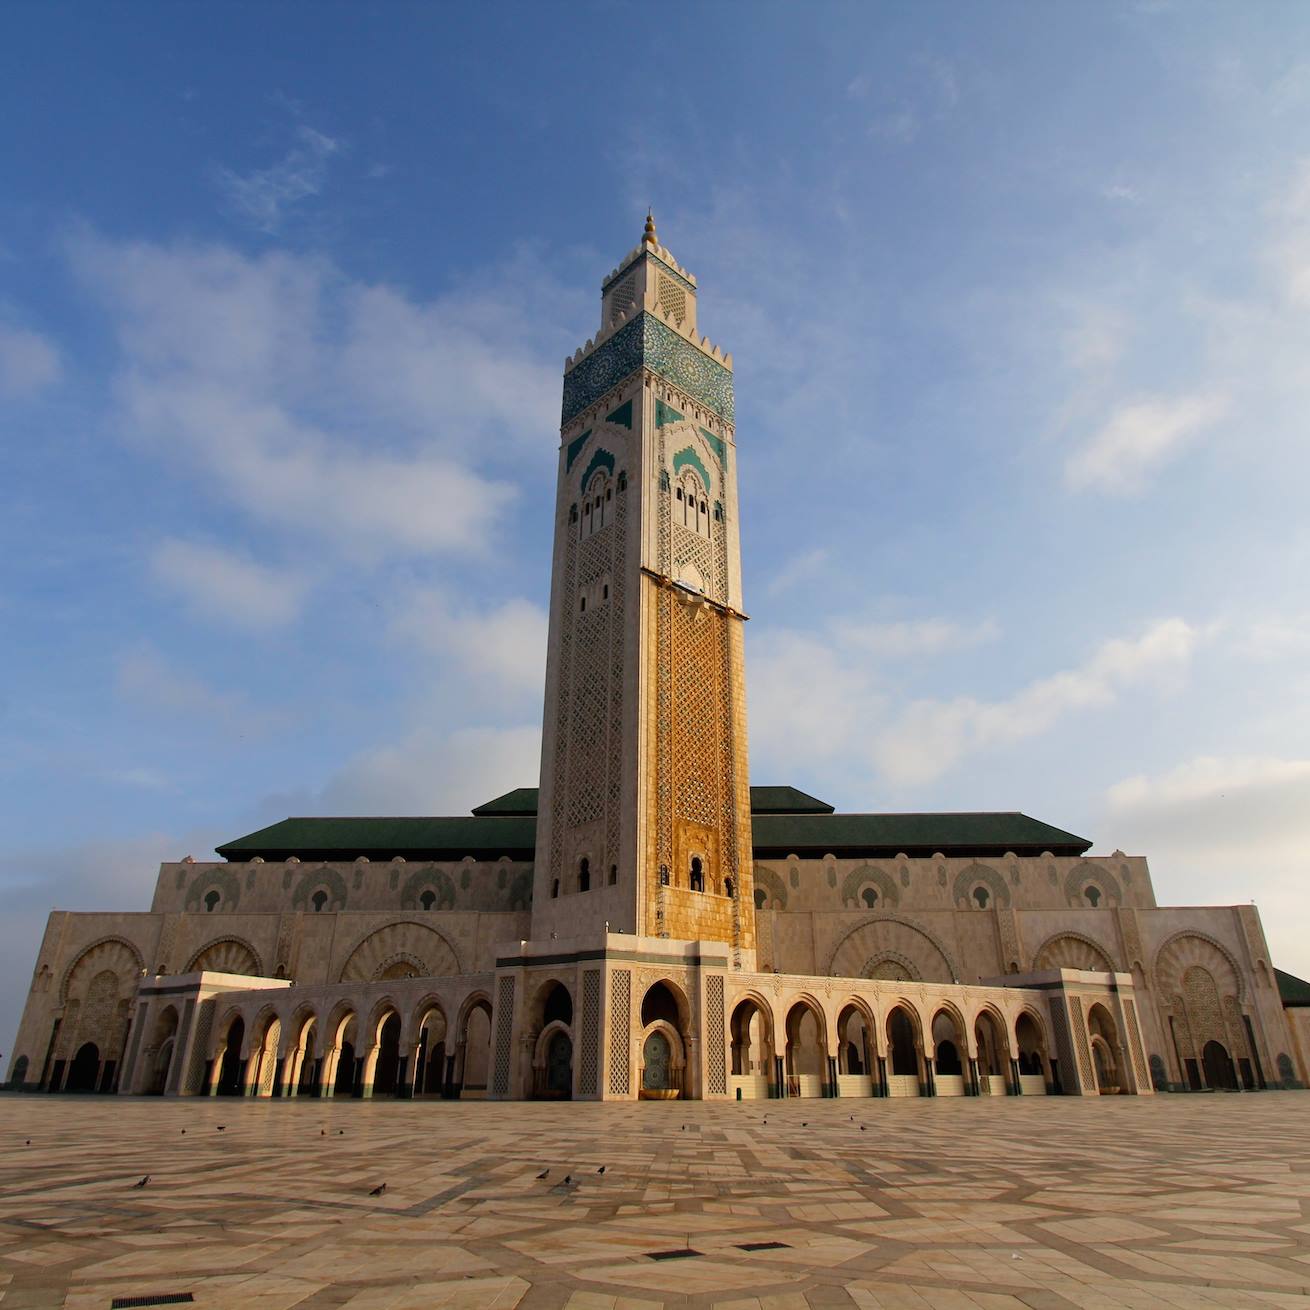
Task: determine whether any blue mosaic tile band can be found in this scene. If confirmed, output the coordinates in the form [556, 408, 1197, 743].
[561, 313, 733, 427]
[699, 426, 728, 469]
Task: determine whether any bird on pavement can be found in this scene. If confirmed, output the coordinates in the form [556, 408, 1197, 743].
[597, 1165, 606, 1174]
[369, 1183, 387, 1197]
[216, 1125, 226, 1132]
[134, 1176, 150, 1188]
[562, 1174, 572, 1186]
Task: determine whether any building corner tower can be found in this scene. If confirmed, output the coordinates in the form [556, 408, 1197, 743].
[531, 215, 755, 965]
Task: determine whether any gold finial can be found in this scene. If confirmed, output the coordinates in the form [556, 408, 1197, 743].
[643, 209, 657, 245]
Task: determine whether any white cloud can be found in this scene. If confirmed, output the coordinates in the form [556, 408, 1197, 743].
[0, 323, 60, 396]
[68, 231, 565, 561]
[1096, 754, 1310, 979]
[390, 587, 548, 697]
[151, 538, 308, 628]
[1107, 754, 1310, 815]
[833, 617, 999, 660]
[1065, 392, 1229, 495]
[874, 618, 1200, 785]
[765, 547, 829, 597]
[313, 723, 542, 815]
[748, 629, 880, 767]
[213, 124, 340, 233]
[115, 644, 284, 737]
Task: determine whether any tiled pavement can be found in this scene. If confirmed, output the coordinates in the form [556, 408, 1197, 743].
[5, 1095, 1310, 1309]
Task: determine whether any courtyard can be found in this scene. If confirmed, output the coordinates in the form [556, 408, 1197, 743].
[4, 1097, 1310, 1309]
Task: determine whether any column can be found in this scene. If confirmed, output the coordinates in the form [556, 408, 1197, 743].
[1010, 1057, 1022, 1095]
[923, 1055, 936, 1097]
[967, 1057, 980, 1096]
[357, 1045, 379, 1099]
[876, 1054, 888, 1098]
[319, 1045, 340, 1099]
[827, 1054, 839, 1097]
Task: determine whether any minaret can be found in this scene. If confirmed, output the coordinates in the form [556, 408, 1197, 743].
[531, 216, 755, 961]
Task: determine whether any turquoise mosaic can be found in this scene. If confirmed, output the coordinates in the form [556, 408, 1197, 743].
[565, 428, 592, 472]
[561, 313, 734, 426]
[579, 446, 615, 491]
[699, 426, 727, 468]
[655, 399, 684, 428]
[672, 445, 712, 493]
[605, 399, 633, 429]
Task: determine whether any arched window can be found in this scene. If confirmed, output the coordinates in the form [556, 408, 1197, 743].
[580, 595, 586, 613]
[862, 887, 878, 909]
[311, 889, 328, 913]
[551, 879, 560, 899]
[1085, 885, 1101, 907]
[204, 889, 220, 913]
[608, 864, 617, 886]
[579, 858, 590, 893]
[972, 886, 990, 909]
[676, 487, 684, 501]
[754, 888, 767, 910]
[617, 471, 627, 492]
[602, 584, 609, 600]
[568, 504, 578, 524]
[690, 857, 704, 893]
[724, 876, 734, 899]
[420, 889, 436, 911]
[659, 865, 670, 887]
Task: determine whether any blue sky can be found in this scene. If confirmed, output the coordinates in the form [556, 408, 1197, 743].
[4, 2, 1310, 1055]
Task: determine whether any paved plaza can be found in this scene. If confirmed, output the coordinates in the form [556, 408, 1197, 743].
[4, 1096, 1310, 1309]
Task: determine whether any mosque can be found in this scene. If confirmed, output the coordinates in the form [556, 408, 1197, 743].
[9, 217, 1310, 1103]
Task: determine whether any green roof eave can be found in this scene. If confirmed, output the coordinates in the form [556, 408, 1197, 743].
[1277, 968, 1310, 1007]
[215, 808, 1091, 863]
[471, 788, 541, 817]
[750, 811, 1092, 859]
[215, 815, 537, 863]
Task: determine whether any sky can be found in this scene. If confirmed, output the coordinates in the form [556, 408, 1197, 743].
[4, 1, 1310, 1058]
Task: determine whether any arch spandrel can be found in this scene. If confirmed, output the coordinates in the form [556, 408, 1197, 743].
[338, 921, 460, 983]
[828, 916, 958, 985]
[1032, 932, 1117, 974]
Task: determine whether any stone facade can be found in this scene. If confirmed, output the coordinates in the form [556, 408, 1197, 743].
[4, 219, 1301, 1104]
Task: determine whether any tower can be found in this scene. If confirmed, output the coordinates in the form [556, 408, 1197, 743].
[532, 216, 755, 963]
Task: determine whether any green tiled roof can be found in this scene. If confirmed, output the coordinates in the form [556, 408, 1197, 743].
[1277, 968, 1310, 1008]
[470, 785, 836, 818]
[215, 815, 537, 862]
[748, 786, 834, 815]
[752, 811, 1090, 858]
[471, 788, 541, 817]
[216, 794, 1091, 863]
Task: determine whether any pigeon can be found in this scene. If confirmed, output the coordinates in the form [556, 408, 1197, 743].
[320, 1129, 326, 1136]
[216, 1125, 226, 1132]
[597, 1165, 606, 1174]
[25, 1139, 30, 1146]
[563, 1174, 572, 1186]
[802, 1122, 808, 1127]
[536, 1169, 549, 1180]
[860, 1125, 866, 1132]
[134, 1175, 150, 1188]
[338, 1130, 345, 1136]
[369, 1183, 387, 1197]
[180, 1129, 186, 1135]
